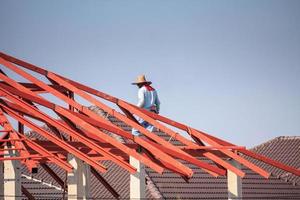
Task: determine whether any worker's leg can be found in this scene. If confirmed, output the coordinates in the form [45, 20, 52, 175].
[145, 122, 154, 132]
[131, 120, 154, 136]
[131, 127, 140, 136]
[131, 117, 145, 136]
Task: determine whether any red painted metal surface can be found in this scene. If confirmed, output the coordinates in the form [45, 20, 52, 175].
[0, 51, 299, 195]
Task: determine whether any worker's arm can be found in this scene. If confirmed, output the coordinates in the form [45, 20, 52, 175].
[155, 91, 160, 113]
[137, 88, 145, 108]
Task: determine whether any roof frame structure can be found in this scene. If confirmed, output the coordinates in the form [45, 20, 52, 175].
[0, 51, 299, 198]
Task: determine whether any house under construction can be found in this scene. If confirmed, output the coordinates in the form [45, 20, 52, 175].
[0, 52, 299, 199]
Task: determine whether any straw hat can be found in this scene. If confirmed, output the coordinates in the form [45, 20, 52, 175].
[131, 75, 152, 85]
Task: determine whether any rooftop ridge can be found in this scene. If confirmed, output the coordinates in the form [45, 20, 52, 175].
[250, 136, 300, 151]
[249, 135, 300, 186]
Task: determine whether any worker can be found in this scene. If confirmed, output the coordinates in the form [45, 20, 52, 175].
[131, 75, 160, 136]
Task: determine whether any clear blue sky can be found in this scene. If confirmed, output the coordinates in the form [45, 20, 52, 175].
[1, 0, 299, 147]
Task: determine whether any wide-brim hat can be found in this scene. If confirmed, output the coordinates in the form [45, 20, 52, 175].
[131, 75, 152, 85]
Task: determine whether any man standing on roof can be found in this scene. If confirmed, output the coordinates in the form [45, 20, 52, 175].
[131, 75, 160, 136]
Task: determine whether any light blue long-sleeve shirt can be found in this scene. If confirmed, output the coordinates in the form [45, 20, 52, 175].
[137, 85, 160, 113]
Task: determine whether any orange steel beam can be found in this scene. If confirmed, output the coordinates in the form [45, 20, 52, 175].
[0, 81, 67, 93]
[34, 140, 137, 150]
[180, 146, 246, 150]
[0, 52, 49, 75]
